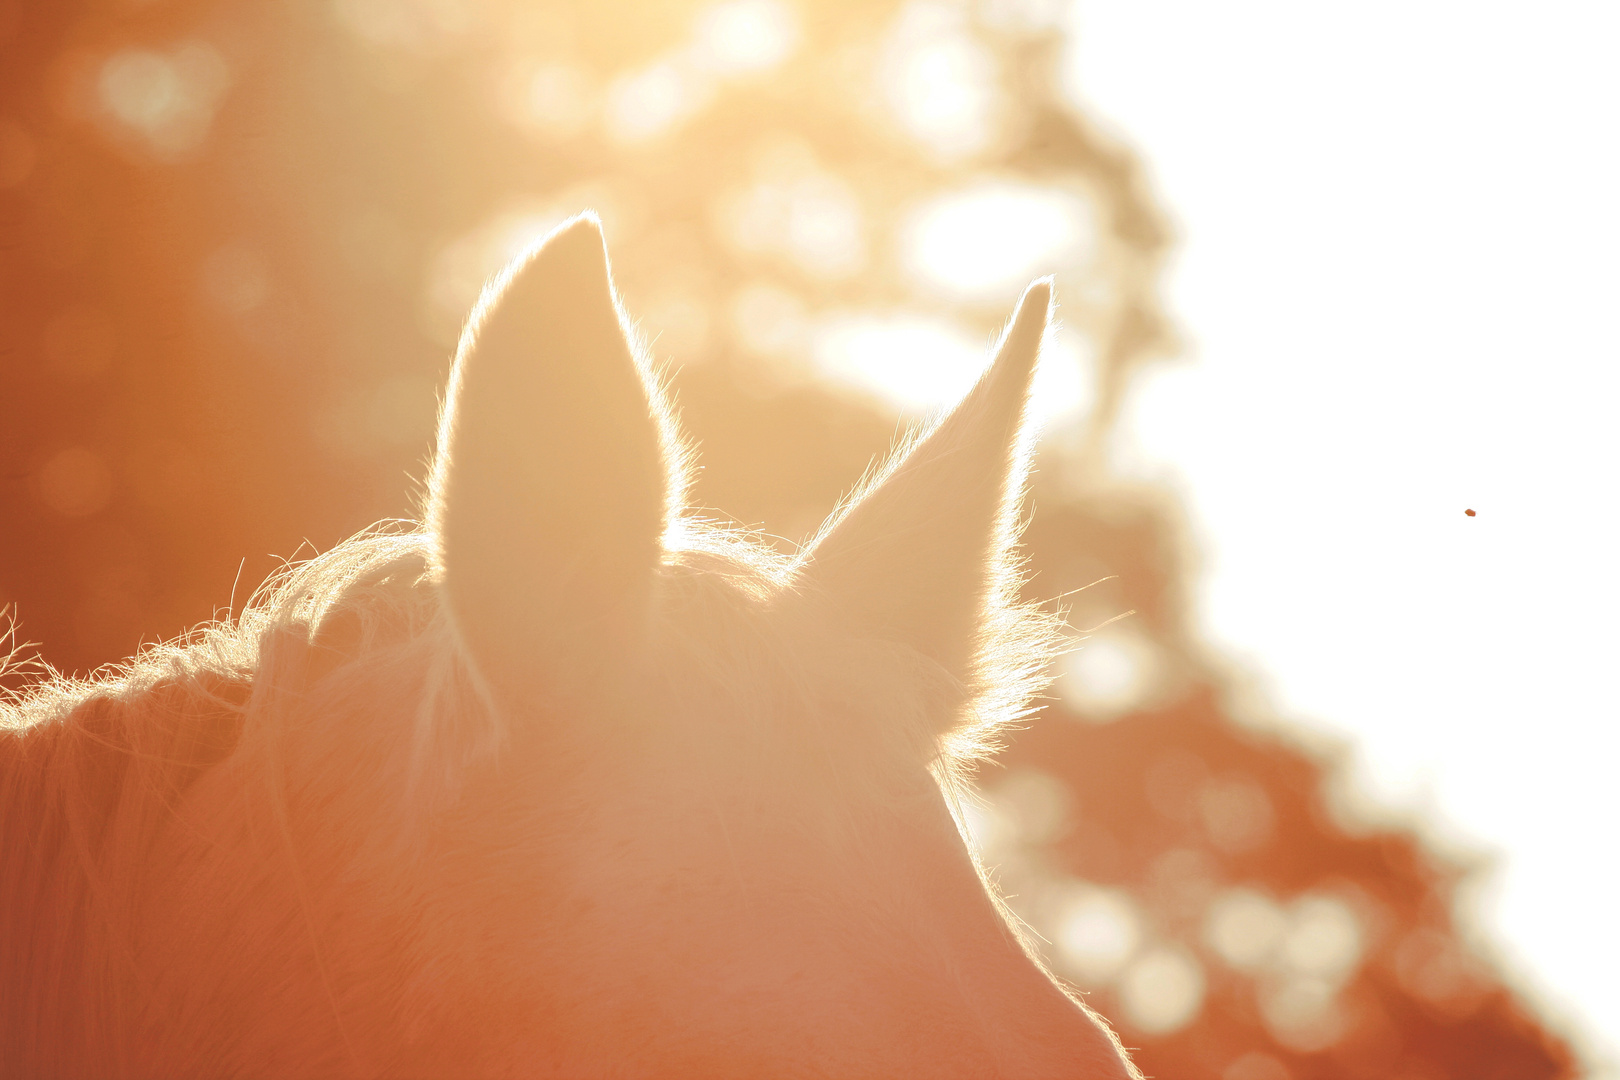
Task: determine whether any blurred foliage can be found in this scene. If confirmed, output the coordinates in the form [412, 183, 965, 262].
[0, 0, 1578, 1075]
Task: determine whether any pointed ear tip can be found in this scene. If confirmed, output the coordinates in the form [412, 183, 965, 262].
[553, 210, 605, 241]
[478, 213, 614, 322]
[518, 212, 609, 277]
[552, 210, 607, 248]
[1020, 278, 1055, 317]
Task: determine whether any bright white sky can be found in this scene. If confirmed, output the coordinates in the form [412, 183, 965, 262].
[1063, 0, 1620, 1068]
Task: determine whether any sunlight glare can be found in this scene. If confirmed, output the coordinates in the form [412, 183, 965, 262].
[1028, 327, 1093, 426]
[902, 182, 1092, 300]
[605, 60, 710, 144]
[811, 313, 983, 413]
[604, 2, 798, 144]
[807, 310, 1090, 424]
[978, 0, 1068, 33]
[882, 2, 1000, 160]
[692, 0, 799, 74]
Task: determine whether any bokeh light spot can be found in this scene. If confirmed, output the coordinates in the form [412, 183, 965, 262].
[1282, 894, 1363, 982]
[882, 2, 999, 160]
[1393, 928, 1491, 1018]
[692, 0, 799, 74]
[1051, 882, 1141, 984]
[524, 64, 594, 138]
[902, 182, 1092, 301]
[720, 143, 866, 279]
[1029, 327, 1094, 426]
[98, 43, 228, 159]
[1205, 887, 1287, 971]
[783, 177, 864, 278]
[811, 313, 982, 413]
[606, 60, 710, 144]
[1222, 1050, 1293, 1080]
[978, 0, 1067, 34]
[333, 0, 476, 52]
[1120, 945, 1206, 1034]
[1259, 976, 1345, 1052]
[1060, 625, 1160, 721]
[1198, 775, 1275, 854]
[986, 768, 1071, 848]
[1148, 847, 1219, 920]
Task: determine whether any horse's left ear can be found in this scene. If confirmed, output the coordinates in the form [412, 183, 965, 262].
[803, 280, 1052, 699]
[427, 215, 677, 706]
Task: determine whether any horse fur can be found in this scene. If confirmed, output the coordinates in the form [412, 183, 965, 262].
[1, 214, 1140, 1078]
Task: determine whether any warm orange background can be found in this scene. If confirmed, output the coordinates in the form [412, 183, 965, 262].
[0, 1, 1578, 1076]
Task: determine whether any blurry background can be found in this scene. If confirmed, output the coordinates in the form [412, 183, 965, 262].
[0, 0, 1611, 1076]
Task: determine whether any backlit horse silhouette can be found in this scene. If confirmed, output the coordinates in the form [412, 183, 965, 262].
[1, 216, 1139, 1078]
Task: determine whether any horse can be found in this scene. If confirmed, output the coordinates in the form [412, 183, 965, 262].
[0, 214, 1140, 1078]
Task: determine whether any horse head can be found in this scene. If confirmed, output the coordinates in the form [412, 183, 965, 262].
[6, 214, 1139, 1078]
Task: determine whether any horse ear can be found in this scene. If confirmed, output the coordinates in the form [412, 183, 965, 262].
[803, 280, 1052, 691]
[427, 214, 677, 705]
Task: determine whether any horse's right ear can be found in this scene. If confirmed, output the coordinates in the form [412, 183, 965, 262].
[426, 215, 676, 706]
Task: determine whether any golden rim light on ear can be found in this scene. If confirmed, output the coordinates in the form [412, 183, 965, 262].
[430, 213, 1052, 723]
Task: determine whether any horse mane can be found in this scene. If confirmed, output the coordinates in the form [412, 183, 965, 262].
[0, 526, 465, 1073]
[0, 448, 1064, 1074]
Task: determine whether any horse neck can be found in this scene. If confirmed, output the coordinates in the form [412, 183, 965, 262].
[1, 713, 134, 1078]
[856, 845, 1136, 1078]
[548, 754, 1135, 1078]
